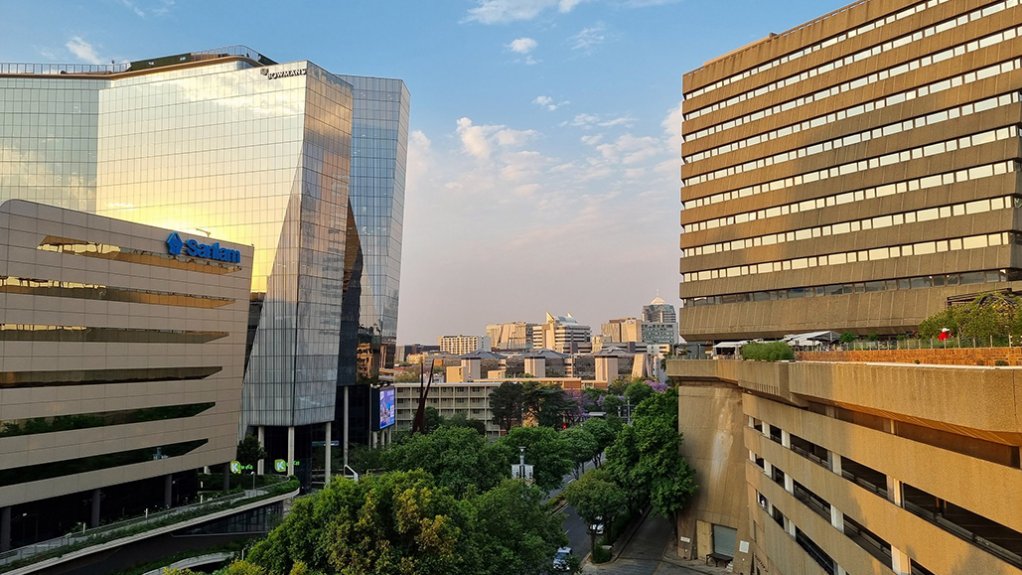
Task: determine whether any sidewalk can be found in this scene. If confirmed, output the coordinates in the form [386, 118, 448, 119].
[582, 513, 731, 575]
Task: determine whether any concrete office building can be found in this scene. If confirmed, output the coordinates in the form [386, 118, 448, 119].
[0, 200, 252, 551]
[486, 321, 538, 351]
[0, 47, 409, 484]
[673, 1, 1022, 574]
[532, 312, 592, 354]
[601, 317, 643, 344]
[438, 334, 487, 356]
[641, 296, 677, 345]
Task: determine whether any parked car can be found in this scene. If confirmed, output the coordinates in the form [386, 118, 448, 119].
[552, 546, 573, 571]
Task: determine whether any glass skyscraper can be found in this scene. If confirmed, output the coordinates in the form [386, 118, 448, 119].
[0, 46, 409, 483]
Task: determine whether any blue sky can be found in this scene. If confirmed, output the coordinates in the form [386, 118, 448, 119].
[2, 0, 849, 344]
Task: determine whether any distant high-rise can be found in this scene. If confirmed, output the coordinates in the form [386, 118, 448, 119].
[486, 321, 538, 351]
[532, 313, 591, 354]
[602, 317, 643, 343]
[641, 296, 677, 345]
[438, 335, 487, 356]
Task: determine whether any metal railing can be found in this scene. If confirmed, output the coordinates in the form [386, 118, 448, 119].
[0, 481, 293, 569]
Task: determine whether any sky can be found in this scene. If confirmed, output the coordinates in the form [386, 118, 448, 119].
[1, 0, 850, 344]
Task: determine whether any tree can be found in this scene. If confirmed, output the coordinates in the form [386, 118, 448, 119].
[563, 469, 627, 551]
[469, 480, 567, 575]
[561, 425, 598, 479]
[580, 417, 616, 467]
[442, 412, 487, 435]
[490, 382, 526, 431]
[236, 435, 267, 468]
[498, 426, 573, 491]
[605, 389, 697, 522]
[383, 425, 510, 497]
[423, 406, 444, 432]
[523, 382, 578, 428]
[624, 380, 654, 406]
[651, 457, 698, 538]
[239, 469, 565, 575]
[246, 470, 476, 575]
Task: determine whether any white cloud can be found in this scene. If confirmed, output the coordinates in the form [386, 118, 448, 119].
[566, 112, 635, 129]
[456, 117, 539, 161]
[569, 24, 607, 53]
[466, 0, 584, 24]
[508, 37, 538, 54]
[398, 107, 684, 344]
[533, 95, 569, 111]
[118, 0, 174, 17]
[65, 36, 103, 65]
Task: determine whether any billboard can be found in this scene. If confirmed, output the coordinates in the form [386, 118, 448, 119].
[372, 386, 396, 431]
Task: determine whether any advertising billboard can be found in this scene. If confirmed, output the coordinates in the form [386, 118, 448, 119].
[372, 386, 396, 431]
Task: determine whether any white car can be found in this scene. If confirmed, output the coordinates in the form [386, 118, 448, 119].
[552, 546, 573, 571]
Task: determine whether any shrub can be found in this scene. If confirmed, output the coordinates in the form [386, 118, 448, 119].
[592, 544, 613, 563]
[741, 342, 794, 362]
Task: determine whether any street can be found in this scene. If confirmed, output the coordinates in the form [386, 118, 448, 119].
[582, 513, 730, 575]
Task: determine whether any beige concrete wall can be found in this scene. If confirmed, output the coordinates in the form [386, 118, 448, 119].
[676, 383, 751, 567]
[0, 200, 252, 507]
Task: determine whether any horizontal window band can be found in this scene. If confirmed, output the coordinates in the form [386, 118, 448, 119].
[39, 236, 242, 275]
[0, 402, 216, 438]
[0, 325, 228, 343]
[683, 269, 1015, 307]
[0, 277, 234, 308]
[0, 366, 222, 389]
[0, 439, 208, 487]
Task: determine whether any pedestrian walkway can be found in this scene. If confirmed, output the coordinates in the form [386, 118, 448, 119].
[583, 513, 731, 575]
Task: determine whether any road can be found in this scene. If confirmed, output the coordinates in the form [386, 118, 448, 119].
[554, 459, 597, 564]
[582, 513, 730, 575]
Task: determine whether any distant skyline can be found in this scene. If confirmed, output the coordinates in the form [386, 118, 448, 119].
[1, 0, 849, 343]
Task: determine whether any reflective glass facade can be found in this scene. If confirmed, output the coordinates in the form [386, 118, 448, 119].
[337, 75, 409, 377]
[0, 50, 411, 433]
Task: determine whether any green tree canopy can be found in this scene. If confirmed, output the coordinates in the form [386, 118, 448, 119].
[563, 468, 628, 550]
[489, 382, 526, 431]
[383, 425, 510, 497]
[560, 425, 598, 479]
[498, 426, 573, 491]
[623, 381, 654, 406]
[580, 417, 616, 467]
[469, 480, 567, 575]
[236, 469, 565, 575]
[236, 435, 267, 468]
[918, 292, 1022, 340]
[246, 470, 474, 575]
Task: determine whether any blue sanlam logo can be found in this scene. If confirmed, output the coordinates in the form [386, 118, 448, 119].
[166, 232, 184, 256]
[167, 232, 241, 264]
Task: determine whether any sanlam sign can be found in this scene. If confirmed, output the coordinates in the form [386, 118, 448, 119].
[166, 232, 241, 264]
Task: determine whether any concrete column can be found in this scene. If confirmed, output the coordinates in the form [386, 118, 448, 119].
[763, 461, 773, 476]
[830, 506, 844, 533]
[784, 517, 796, 537]
[223, 463, 230, 491]
[760, 421, 769, 436]
[891, 547, 911, 574]
[783, 473, 794, 494]
[324, 421, 332, 485]
[343, 387, 350, 468]
[257, 426, 265, 475]
[887, 476, 903, 506]
[90, 489, 101, 528]
[780, 430, 791, 449]
[830, 453, 842, 476]
[835, 565, 847, 575]
[286, 426, 295, 477]
[164, 474, 173, 509]
[1, 507, 11, 552]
